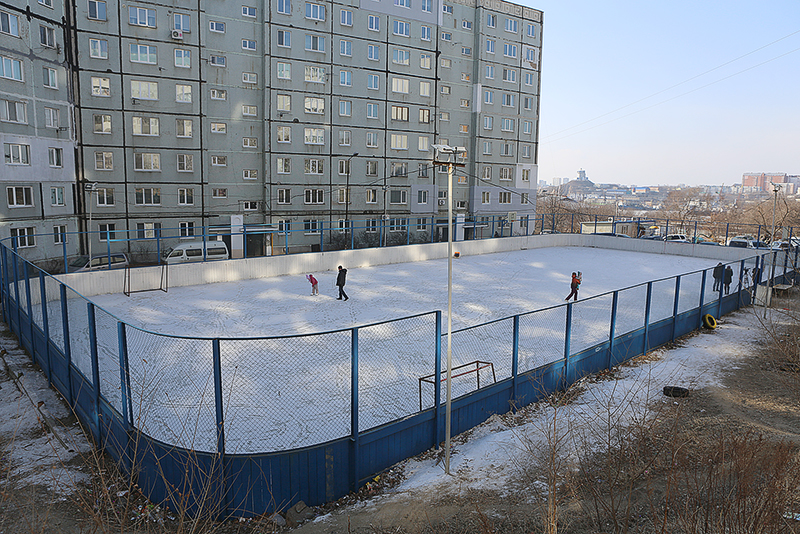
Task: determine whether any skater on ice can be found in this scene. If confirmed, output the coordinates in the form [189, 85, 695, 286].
[565, 272, 581, 301]
[306, 274, 319, 296]
[336, 266, 349, 301]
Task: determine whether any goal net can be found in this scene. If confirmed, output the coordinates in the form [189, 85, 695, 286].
[123, 263, 169, 297]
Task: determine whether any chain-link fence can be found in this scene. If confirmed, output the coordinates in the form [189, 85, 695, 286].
[570, 293, 613, 355]
[518, 305, 566, 373]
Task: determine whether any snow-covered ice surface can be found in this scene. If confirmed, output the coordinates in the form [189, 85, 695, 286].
[44, 247, 745, 453]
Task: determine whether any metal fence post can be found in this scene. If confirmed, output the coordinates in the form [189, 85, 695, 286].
[511, 315, 519, 409]
[117, 322, 131, 431]
[350, 327, 359, 492]
[698, 270, 707, 330]
[320, 221, 325, 252]
[87, 302, 101, 438]
[24, 261, 34, 352]
[0, 246, 7, 325]
[12, 242, 21, 335]
[608, 291, 618, 369]
[211, 338, 228, 517]
[725, 223, 729, 245]
[39, 271, 51, 385]
[434, 311, 441, 449]
[60, 284, 73, 404]
[563, 302, 572, 389]
[643, 282, 653, 354]
[737, 259, 745, 308]
[672, 275, 681, 341]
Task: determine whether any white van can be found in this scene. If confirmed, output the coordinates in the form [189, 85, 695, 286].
[69, 253, 130, 272]
[165, 241, 229, 264]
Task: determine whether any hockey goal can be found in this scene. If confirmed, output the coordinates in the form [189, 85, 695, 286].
[123, 263, 169, 297]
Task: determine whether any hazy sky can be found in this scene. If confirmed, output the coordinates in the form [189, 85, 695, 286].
[523, 1, 800, 186]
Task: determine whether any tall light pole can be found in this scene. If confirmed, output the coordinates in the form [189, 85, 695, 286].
[432, 144, 466, 475]
[84, 182, 98, 263]
[344, 152, 358, 240]
[766, 182, 781, 316]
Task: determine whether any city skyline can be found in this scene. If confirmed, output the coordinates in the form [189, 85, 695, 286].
[525, 0, 800, 187]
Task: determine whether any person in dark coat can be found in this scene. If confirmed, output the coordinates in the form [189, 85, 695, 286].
[336, 265, 349, 301]
[712, 262, 723, 291]
[724, 265, 733, 295]
[564, 272, 581, 302]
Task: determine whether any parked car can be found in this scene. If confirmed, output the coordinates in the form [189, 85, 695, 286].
[69, 253, 130, 272]
[164, 241, 230, 264]
[664, 234, 690, 243]
[770, 241, 793, 251]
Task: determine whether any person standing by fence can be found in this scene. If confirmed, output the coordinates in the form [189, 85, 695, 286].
[712, 262, 723, 291]
[336, 265, 349, 301]
[724, 265, 733, 295]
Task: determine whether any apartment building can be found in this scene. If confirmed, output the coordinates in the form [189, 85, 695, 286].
[3, 0, 541, 260]
[1, 0, 77, 263]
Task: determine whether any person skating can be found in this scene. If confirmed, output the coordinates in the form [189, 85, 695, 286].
[724, 265, 733, 295]
[564, 272, 581, 301]
[712, 262, 723, 291]
[306, 274, 319, 296]
[336, 265, 349, 301]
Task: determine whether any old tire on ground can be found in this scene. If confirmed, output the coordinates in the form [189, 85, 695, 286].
[702, 314, 717, 329]
[663, 386, 690, 398]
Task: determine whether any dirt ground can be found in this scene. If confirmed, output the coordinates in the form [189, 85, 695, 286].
[1, 295, 799, 534]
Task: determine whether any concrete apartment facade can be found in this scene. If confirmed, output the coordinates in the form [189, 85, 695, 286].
[2, 0, 541, 262]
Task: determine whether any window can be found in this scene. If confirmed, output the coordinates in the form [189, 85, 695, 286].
[304, 189, 324, 204]
[392, 77, 409, 93]
[179, 222, 195, 238]
[242, 201, 259, 211]
[390, 134, 408, 150]
[418, 53, 432, 70]
[338, 159, 352, 176]
[176, 84, 192, 102]
[243, 137, 257, 148]
[339, 70, 351, 86]
[134, 187, 161, 206]
[129, 6, 156, 27]
[340, 39, 352, 56]
[502, 93, 515, 107]
[442, 4, 452, 13]
[44, 107, 59, 128]
[483, 116, 493, 130]
[366, 103, 378, 119]
[94, 151, 113, 170]
[134, 153, 161, 171]
[304, 96, 324, 114]
[367, 74, 379, 90]
[277, 220, 291, 233]
[389, 218, 406, 232]
[461, 72, 470, 81]
[277, 63, 291, 79]
[209, 55, 226, 67]
[462, 47, 471, 56]
[209, 20, 226, 32]
[523, 96, 533, 110]
[99, 224, 116, 242]
[40, 25, 56, 47]
[242, 72, 257, 84]
[420, 81, 431, 97]
[459, 124, 468, 133]
[366, 132, 378, 147]
[393, 20, 410, 36]
[418, 136, 429, 151]
[393, 49, 410, 65]
[7, 186, 33, 207]
[304, 158, 323, 174]
[88, 0, 106, 20]
[368, 44, 380, 61]
[421, 25, 431, 40]
[210, 88, 227, 100]
[486, 65, 495, 79]
[43, 67, 57, 88]
[391, 163, 408, 177]
[418, 164, 428, 178]
[305, 2, 325, 20]
[484, 90, 493, 104]
[1, 10, 20, 36]
[482, 141, 491, 155]
[339, 100, 352, 116]
[441, 32, 452, 42]
[304, 65, 324, 82]
[4, 144, 30, 165]
[305, 34, 325, 52]
[390, 189, 407, 203]
[417, 190, 428, 204]
[96, 188, 114, 206]
[242, 6, 256, 17]
[48, 186, 65, 207]
[277, 29, 291, 47]
[277, 126, 291, 143]
[133, 116, 159, 136]
[89, 38, 108, 59]
[505, 18, 517, 33]
[365, 219, 378, 232]
[503, 43, 518, 58]
[499, 191, 511, 203]
[525, 72, 534, 86]
[277, 0, 290, 14]
[366, 162, 378, 177]
[440, 85, 451, 95]
[304, 220, 320, 234]
[487, 13, 496, 27]
[276, 158, 291, 174]
[53, 225, 67, 245]
[460, 99, 470, 108]
[419, 108, 430, 123]
[394, 0, 410, 7]
[339, 130, 351, 146]
[304, 128, 324, 144]
[131, 80, 158, 100]
[500, 143, 513, 157]
[210, 122, 226, 134]
[481, 191, 490, 204]
[439, 111, 450, 121]
[340, 9, 352, 25]
[523, 120, 532, 134]
[522, 145, 531, 158]
[212, 188, 228, 198]
[414, 218, 427, 231]
[175, 119, 192, 137]
[243, 169, 257, 180]
[527, 23, 536, 37]
[242, 39, 256, 51]
[368, 15, 379, 31]
[421, 0, 431, 12]
[242, 105, 257, 116]
[177, 154, 193, 171]
[93, 114, 111, 133]
[1, 100, 26, 123]
[174, 13, 191, 31]
[10, 227, 35, 248]
[277, 188, 291, 204]
[503, 68, 517, 83]
[501, 118, 514, 131]
[130, 44, 157, 64]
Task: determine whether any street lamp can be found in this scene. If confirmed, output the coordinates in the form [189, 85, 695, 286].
[84, 182, 98, 264]
[432, 144, 466, 476]
[344, 152, 358, 241]
[766, 182, 781, 316]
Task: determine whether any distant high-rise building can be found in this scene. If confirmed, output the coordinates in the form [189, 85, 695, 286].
[576, 169, 588, 181]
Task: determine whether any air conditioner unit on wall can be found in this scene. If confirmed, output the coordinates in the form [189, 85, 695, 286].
[438, 199, 446, 206]
[171, 29, 184, 39]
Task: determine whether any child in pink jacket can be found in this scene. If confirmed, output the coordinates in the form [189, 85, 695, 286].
[306, 274, 319, 296]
